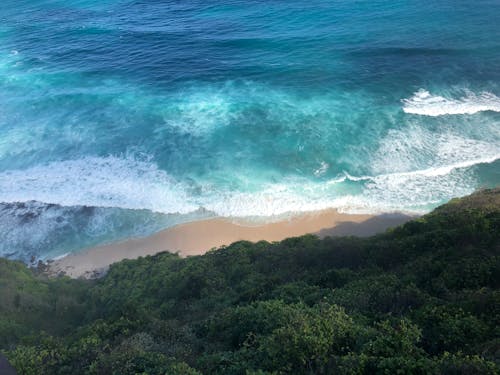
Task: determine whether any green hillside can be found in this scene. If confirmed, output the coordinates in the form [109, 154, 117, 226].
[1, 189, 499, 374]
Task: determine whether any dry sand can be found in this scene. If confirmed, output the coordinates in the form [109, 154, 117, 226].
[48, 210, 413, 279]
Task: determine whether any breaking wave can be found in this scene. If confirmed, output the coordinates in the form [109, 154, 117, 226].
[402, 89, 500, 116]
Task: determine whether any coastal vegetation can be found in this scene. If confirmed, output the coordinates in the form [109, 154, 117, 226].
[0, 189, 499, 374]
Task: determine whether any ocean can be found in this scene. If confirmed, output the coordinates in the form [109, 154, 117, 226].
[1, 0, 499, 262]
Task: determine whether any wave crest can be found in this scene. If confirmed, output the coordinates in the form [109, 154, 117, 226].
[402, 89, 500, 116]
[0, 156, 198, 214]
[0, 153, 498, 218]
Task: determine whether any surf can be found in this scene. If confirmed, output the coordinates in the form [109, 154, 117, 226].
[402, 89, 500, 116]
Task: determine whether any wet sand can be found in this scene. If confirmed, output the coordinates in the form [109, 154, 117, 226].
[48, 210, 413, 279]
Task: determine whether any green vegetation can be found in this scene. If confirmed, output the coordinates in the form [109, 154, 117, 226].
[1, 189, 499, 374]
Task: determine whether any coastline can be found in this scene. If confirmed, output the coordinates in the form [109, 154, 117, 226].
[47, 209, 414, 279]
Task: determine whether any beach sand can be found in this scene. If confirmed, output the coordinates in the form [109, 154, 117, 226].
[48, 210, 413, 279]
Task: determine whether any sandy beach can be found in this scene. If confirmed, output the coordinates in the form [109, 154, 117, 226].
[48, 210, 413, 279]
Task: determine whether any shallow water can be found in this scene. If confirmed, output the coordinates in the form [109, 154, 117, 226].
[1, 0, 499, 261]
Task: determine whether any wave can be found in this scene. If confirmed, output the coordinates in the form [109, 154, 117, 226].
[202, 149, 499, 216]
[0, 201, 103, 262]
[371, 123, 500, 175]
[0, 200, 213, 262]
[402, 89, 500, 116]
[0, 156, 198, 214]
[362, 154, 500, 181]
[173, 159, 499, 217]
[0, 153, 497, 261]
[0, 154, 498, 219]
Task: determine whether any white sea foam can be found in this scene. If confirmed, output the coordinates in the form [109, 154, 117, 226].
[52, 252, 70, 261]
[371, 124, 500, 175]
[353, 159, 492, 213]
[165, 91, 235, 135]
[0, 151, 497, 220]
[362, 125, 500, 213]
[313, 161, 329, 177]
[0, 156, 198, 214]
[0, 201, 88, 261]
[7, 156, 485, 261]
[203, 153, 499, 216]
[402, 89, 500, 116]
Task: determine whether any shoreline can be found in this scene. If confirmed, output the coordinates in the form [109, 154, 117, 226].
[47, 209, 414, 279]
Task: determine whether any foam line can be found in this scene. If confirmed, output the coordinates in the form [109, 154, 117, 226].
[369, 154, 500, 180]
[0, 156, 198, 214]
[0, 154, 498, 217]
[402, 89, 500, 116]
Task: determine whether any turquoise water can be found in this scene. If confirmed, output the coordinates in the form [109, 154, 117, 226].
[1, 0, 499, 261]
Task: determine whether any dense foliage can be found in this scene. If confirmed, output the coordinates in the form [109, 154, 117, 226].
[1, 189, 499, 374]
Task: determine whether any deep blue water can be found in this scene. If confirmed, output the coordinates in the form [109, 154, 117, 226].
[1, 0, 499, 261]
